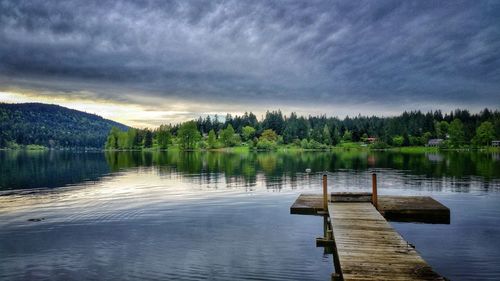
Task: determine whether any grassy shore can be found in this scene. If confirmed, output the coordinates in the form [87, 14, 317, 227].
[5, 143, 499, 153]
[385, 146, 439, 153]
[1, 144, 48, 150]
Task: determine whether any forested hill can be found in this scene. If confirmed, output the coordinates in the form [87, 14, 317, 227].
[0, 103, 128, 148]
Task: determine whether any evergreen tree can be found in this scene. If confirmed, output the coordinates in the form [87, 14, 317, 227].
[331, 126, 340, 145]
[144, 130, 153, 148]
[262, 110, 285, 135]
[133, 130, 143, 148]
[495, 119, 500, 139]
[322, 124, 332, 145]
[311, 126, 323, 143]
[402, 132, 410, 146]
[283, 112, 303, 143]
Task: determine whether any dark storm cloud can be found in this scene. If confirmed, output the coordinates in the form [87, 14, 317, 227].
[0, 0, 499, 112]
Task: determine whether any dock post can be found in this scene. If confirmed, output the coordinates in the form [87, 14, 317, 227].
[323, 174, 328, 211]
[372, 173, 378, 209]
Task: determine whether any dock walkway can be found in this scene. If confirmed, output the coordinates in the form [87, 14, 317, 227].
[290, 174, 449, 280]
[329, 202, 445, 281]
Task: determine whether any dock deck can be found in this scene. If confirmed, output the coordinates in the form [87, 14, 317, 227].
[291, 193, 450, 223]
[329, 202, 445, 281]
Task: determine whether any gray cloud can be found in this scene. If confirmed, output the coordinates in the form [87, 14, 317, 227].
[0, 0, 499, 117]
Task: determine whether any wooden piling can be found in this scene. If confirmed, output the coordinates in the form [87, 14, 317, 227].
[323, 174, 328, 211]
[371, 173, 378, 210]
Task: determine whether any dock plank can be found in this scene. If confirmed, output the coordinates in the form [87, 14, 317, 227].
[290, 193, 324, 215]
[378, 196, 450, 223]
[329, 202, 445, 281]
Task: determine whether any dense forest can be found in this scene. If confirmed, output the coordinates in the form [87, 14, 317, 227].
[0, 103, 128, 148]
[1, 102, 498, 150]
[106, 108, 500, 150]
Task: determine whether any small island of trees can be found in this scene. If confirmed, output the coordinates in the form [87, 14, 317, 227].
[105, 109, 500, 151]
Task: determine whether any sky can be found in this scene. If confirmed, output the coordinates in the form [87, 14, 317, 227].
[0, 1, 499, 128]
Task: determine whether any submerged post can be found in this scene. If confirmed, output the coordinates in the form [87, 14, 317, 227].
[372, 173, 378, 209]
[323, 174, 328, 211]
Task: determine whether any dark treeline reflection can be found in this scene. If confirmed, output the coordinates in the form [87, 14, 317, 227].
[1, 150, 498, 192]
[105, 150, 500, 187]
[0, 151, 110, 191]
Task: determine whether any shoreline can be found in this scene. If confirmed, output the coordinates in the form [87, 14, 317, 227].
[2, 146, 499, 153]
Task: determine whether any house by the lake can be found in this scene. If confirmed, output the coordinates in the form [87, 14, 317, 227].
[365, 137, 377, 143]
[427, 139, 444, 147]
[493, 140, 500, 147]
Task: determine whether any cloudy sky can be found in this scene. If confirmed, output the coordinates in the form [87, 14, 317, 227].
[0, 1, 499, 127]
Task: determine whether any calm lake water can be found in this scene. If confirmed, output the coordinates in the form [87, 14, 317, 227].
[1, 150, 499, 280]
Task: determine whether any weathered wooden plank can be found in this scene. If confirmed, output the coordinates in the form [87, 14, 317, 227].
[290, 193, 324, 215]
[331, 192, 372, 202]
[329, 202, 445, 281]
[378, 196, 450, 224]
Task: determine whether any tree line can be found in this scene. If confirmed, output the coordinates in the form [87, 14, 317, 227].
[105, 108, 500, 150]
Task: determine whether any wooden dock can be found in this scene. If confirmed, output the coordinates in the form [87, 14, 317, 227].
[291, 193, 450, 224]
[329, 202, 445, 281]
[290, 174, 449, 280]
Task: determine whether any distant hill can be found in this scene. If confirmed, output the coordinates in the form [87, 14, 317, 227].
[0, 103, 128, 148]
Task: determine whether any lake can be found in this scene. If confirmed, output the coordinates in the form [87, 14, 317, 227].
[1, 150, 499, 280]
